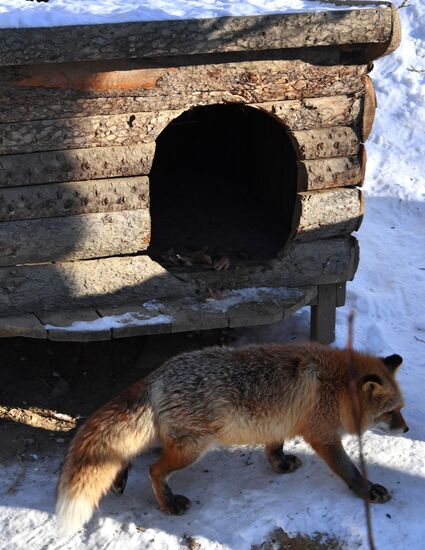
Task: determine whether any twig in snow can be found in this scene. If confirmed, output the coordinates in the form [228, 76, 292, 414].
[346, 310, 376, 550]
[5, 455, 26, 495]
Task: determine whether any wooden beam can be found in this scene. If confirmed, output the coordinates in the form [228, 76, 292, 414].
[0, 256, 197, 315]
[310, 283, 337, 344]
[291, 126, 360, 160]
[0, 313, 47, 338]
[38, 308, 112, 341]
[292, 188, 364, 241]
[0, 9, 393, 66]
[0, 144, 155, 188]
[297, 151, 365, 191]
[175, 237, 359, 290]
[0, 209, 150, 266]
[0, 176, 149, 222]
[0, 110, 181, 155]
[0, 57, 367, 123]
[256, 95, 362, 133]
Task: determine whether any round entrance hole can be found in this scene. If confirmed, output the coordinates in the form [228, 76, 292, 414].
[148, 104, 297, 269]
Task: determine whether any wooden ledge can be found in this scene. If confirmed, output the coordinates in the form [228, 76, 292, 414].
[0, 286, 316, 341]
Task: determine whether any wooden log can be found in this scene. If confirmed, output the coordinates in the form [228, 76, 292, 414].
[0, 144, 155, 188]
[97, 304, 172, 338]
[0, 9, 393, 66]
[297, 151, 365, 191]
[0, 209, 150, 266]
[291, 126, 360, 160]
[0, 256, 197, 315]
[0, 176, 149, 222]
[361, 75, 377, 141]
[0, 57, 367, 123]
[0, 110, 181, 155]
[175, 237, 359, 290]
[255, 95, 362, 132]
[292, 188, 364, 242]
[365, 5, 401, 61]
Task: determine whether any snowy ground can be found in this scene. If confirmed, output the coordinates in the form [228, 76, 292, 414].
[1, 1, 425, 549]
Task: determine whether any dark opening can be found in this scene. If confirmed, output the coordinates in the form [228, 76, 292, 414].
[148, 104, 297, 269]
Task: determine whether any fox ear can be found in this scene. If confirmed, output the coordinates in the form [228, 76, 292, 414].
[382, 354, 403, 373]
[360, 374, 383, 395]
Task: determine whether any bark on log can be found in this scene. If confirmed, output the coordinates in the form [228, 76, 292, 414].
[0, 111, 181, 155]
[291, 126, 360, 160]
[0, 9, 393, 66]
[361, 75, 377, 141]
[292, 188, 364, 241]
[0, 256, 196, 315]
[297, 152, 365, 191]
[0, 176, 149, 221]
[175, 237, 359, 290]
[0, 209, 150, 266]
[256, 95, 362, 132]
[0, 57, 367, 123]
[0, 144, 155, 188]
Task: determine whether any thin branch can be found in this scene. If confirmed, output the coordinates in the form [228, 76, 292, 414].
[346, 310, 376, 550]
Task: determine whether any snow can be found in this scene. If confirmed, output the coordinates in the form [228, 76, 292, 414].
[0, 0, 381, 28]
[1, 1, 425, 550]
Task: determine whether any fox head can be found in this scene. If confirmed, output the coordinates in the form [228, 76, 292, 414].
[357, 353, 408, 436]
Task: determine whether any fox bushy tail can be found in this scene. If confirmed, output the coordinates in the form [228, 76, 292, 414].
[56, 381, 156, 534]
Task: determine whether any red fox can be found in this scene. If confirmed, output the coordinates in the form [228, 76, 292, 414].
[56, 342, 408, 533]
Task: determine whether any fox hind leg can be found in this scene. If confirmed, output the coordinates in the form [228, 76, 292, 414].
[266, 443, 302, 474]
[111, 464, 130, 495]
[149, 436, 210, 514]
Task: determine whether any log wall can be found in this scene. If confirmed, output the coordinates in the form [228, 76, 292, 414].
[0, 7, 389, 318]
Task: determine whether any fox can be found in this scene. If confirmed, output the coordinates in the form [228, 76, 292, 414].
[56, 342, 408, 533]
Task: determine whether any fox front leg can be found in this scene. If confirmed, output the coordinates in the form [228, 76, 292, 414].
[308, 439, 391, 503]
[265, 443, 302, 474]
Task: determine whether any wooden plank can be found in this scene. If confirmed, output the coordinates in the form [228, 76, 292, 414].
[336, 282, 346, 307]
[0, 57, 367, 123]
[0, 313, 47, 338]
[256, 95, 362, 132]
[0, 144, 155, 189]
[0, 176, 149, 222]
[0, 110, 181, 155]
[157, 299, 229, 333]
[310, 283, 337, 344]
[97, 304, 172, 338]
[0, 9, 393, 66]
[361, 75, 377, 141]
[291, 126, 360, 160]
[297, 151, 365, 191]
[175, 237, 359, 290]
[0, 209, 151, 266]
[292, 188, 364, 241]
[38, 308, 111, 341]
[0, 256, 197, 315]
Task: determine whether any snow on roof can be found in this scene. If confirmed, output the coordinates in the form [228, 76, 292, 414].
[0, 0, 385, 29]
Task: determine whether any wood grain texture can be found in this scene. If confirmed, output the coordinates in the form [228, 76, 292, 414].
[0, 57, 367, 123]
[0, 144, 155, 188]
[0, 9, 393, 66]
[361, 75, 377, 141]
[175, 237, 359, 290]
[0, 176, 149, 221]
[256, 95, 362, 132]
[297, 152, 365, 191]
[292, 188, 364, 242]
[0, 209, 150, 266]
[291, 126, 360, 160]
[0, 256, 197, 315]
[0, 110, 181, 155]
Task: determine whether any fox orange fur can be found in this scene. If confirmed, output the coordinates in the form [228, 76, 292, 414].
[56, 342, 408, 533]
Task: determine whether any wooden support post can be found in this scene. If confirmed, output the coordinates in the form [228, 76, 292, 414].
[310, 284, 337, 344]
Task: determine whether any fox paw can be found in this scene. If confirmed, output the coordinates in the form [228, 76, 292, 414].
[369, 483, 391, 503]
[163, 494, 191, 515]
[273, 454, 302, 474]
